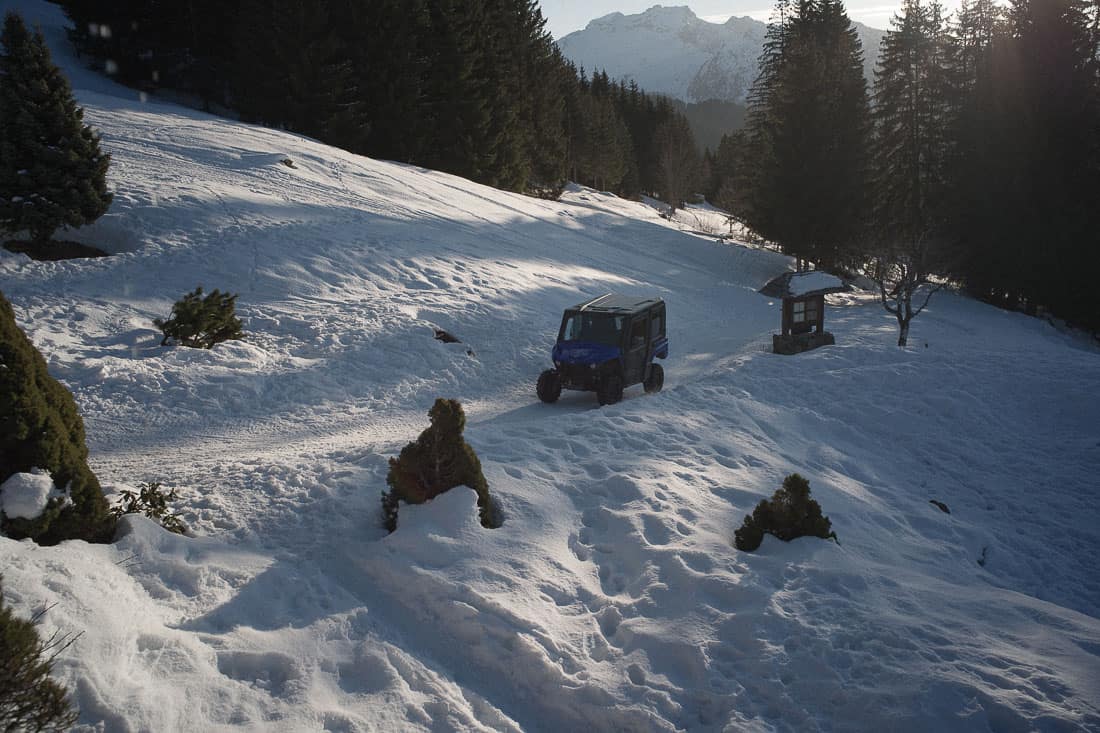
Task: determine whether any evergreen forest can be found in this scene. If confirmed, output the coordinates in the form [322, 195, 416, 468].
[56, 0, 698, 204]
[707, 0, 1100, 331]
[57, 0, 1100, 331]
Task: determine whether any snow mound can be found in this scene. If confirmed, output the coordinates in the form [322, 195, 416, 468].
[0, 469, 66, 520]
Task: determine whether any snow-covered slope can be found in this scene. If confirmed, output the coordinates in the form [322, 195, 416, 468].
[2, 2, 1099, 731]
[557, 5, 885, 104]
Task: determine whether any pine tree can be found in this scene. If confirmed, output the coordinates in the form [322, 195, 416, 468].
[576, 93, 631, 191]
[0, 576, 78, 733]
[0, 12, 111, 248]
[0, 291, 113, 544]
[512, 2, 568, 194]
[654, 115, 701, 212]
[735, 0, 870, 270]
[232, 0, 367, 152]
[945, 0, 1010, 304]
[872, 0, 955, 247]
[418, 0, 498, 183]
[336, 0, 432, 164]
[948, 0, 1100, 326]
[1005, 0, 1100, 323]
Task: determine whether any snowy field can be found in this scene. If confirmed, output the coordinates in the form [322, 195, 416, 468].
[2, 2, 1100, 731]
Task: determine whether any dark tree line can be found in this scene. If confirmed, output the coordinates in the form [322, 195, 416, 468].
[708, 0, 1100, 332]
[565, 69, 702, 207]
[57, 0, 700, 202]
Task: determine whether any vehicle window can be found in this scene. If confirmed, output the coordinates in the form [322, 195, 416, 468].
[650, 311, 663, 339]
[630, 318, 646, 349]
[562, 314, 622, 345]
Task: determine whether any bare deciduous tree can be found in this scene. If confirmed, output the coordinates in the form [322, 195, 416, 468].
[869, 232, 947, 347]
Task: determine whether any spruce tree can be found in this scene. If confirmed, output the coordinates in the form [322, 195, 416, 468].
[576, 93, 631, 191]
[948, 0, 1100, 325]
[336, 0, 431, 164]
[419, 0, 498, 184]
[735, 0, 870, 270]
[510, 1, 569, 194]
[232, 0, 367, 152]
[0, 291, 113, 545]
[945, 0, 1010, 304]
[0, 12, 111, 248]
[0, 576, 78, 733]
[654, 115, 701, 212]
[1004, 0, 1100, 323]
[872, 0, 955, 247]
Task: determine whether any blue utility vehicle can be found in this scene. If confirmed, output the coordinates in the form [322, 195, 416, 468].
[537, 293, 668, 406]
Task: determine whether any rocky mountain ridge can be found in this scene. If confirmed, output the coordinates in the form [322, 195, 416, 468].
[557, 5, 885, 104]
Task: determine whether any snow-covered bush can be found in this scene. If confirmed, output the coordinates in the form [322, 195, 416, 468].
[734, 473, 837, 551]
[0, 576, 79, 732]
[0, 291, 113, 544]
[383, 398, 501, 531]
[154, 287, 243, 349]
[0, 470, 69, 539]
[110, 482, 187, 535]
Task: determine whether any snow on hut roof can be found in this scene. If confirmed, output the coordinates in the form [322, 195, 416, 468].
[759, 270, 849, 299]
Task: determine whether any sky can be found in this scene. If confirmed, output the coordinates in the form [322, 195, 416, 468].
[539, 1, 966, 38]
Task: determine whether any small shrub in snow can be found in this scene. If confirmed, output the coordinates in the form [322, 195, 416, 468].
[734, 473, 837, 552]
[383, 398, 500, 531]
[0, 576, 79, 732]
[154, 287, 243, 349]
[110, 482, 187, 535]
[0, 291, 113, 544]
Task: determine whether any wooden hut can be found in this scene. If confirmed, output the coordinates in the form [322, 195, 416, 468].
[759, 271, 849, 355]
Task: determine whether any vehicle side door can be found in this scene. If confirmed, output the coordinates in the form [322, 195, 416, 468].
[623, 315, 649, 385]
[649, 304, 668, 358]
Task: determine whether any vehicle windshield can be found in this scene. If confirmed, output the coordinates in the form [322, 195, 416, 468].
[560, 312, 624, 346]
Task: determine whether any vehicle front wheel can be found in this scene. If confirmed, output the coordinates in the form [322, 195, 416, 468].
[537, 369, 562, 403]
[643, 363, 664, 394]
[597, 374, 623, 406]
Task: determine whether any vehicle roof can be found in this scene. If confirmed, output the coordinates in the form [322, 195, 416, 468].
[568, 293, 664, 314]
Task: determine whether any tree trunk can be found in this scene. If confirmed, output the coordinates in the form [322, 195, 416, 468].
[898, 320, 909, 347]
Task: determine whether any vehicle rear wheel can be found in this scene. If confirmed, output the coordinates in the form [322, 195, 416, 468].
[597, 374, 623, 406]
[643, 363, 664, 394]
[537, 369, 562, 403]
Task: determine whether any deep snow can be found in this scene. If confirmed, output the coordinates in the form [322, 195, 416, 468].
[2, 2, 1099, 731]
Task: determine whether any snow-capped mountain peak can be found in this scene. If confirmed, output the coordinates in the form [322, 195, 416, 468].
[558, 5, 884, 103]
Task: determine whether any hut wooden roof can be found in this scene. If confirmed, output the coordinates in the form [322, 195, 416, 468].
[759, 271, 849, 299]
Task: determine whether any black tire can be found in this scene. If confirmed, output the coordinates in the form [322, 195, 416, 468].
[596, 374, 623, 406]
[537, 369, 562, 403]
[643, 363, 664, 394]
